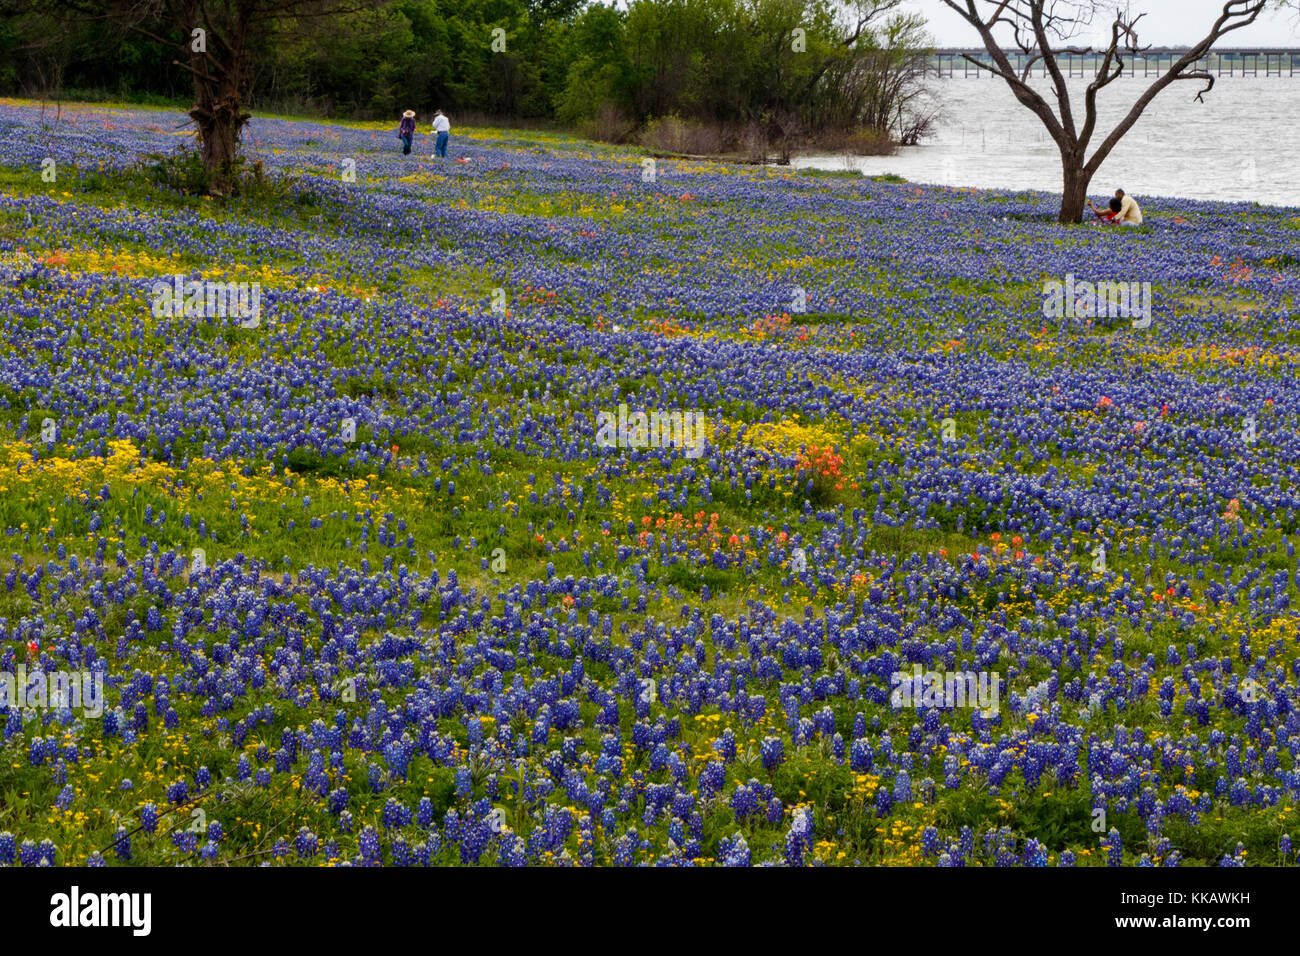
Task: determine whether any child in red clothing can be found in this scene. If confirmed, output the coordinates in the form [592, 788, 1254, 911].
[1088, 197, 1123, 223]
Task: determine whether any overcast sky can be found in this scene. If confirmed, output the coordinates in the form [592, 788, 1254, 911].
[900, 0, 1300, 47]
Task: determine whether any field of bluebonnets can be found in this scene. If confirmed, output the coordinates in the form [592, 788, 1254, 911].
[0, 99, 1299, 867]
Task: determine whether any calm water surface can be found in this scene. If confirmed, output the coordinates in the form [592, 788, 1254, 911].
[795, 77, 1300, 208]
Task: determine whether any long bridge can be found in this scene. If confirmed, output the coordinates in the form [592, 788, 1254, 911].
[929, 48, 1300, 78]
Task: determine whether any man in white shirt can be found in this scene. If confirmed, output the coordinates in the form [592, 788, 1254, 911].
[432, 110, 451, 158]
[1114, 188, 1143, 227]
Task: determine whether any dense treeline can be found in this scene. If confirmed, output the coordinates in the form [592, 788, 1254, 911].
[0, 0, 933, 158]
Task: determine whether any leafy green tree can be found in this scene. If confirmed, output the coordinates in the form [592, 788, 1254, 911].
[0, 0, 933, 151]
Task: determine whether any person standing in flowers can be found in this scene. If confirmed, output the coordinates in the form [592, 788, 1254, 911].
[431, 109, 450, 158]
[398, 110, 417, 155]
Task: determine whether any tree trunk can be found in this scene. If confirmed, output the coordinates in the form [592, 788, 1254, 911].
[185, 23, 250, 198]
[191, 76, 249, 196]
[1059, 162, 1092, 224]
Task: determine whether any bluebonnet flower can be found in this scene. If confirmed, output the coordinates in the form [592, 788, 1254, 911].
[784, 809, 814, 867]
[296, 828, 319, 860]
[760, 736, 784, 774]
[112, 827, 131, 861]
[921, 826, 941, 857]
[358, 825, 382, 865]
[1104, 828, 1123, 867]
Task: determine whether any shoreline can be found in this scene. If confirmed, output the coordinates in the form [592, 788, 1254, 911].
[788, 156, 1300, 213]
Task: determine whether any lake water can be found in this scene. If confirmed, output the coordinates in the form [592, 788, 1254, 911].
[794, 76, 1300, 208]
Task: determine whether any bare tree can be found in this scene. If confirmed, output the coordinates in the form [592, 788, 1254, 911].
[942, 1, 1296, 223]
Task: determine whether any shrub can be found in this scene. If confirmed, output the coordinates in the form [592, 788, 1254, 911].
[578, 102, 636, 144]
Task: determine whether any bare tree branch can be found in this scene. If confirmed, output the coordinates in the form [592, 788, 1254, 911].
[942, 0, 1289, 222]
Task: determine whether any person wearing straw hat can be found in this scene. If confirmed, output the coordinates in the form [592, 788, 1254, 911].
[398, 110, 416, 155]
